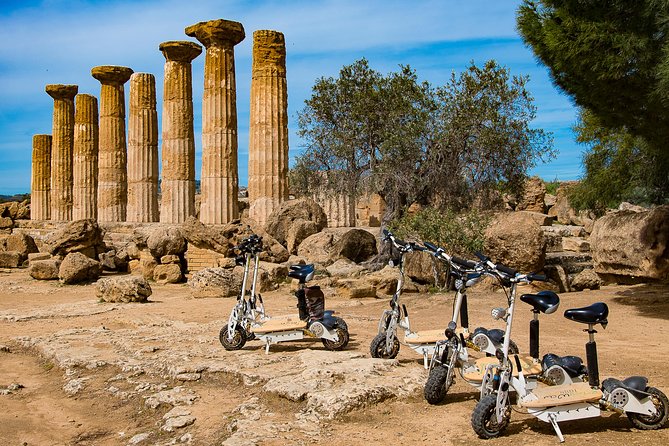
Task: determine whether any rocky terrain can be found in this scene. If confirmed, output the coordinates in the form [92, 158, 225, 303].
[1, 268, 668, 446]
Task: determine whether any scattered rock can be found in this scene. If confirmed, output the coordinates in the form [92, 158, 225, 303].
[96, 276, 152, 303]
[188, 267, 242, 298]
[517, 176, 546, 213]
[562, 237, 590, 252]
[484, 211, 546, 273]
[147, 227, 187, 258]
[162, 406, 196, 432]
[0, 251, 22, 268]
[29, 258, 61, 280]
[44, 219, 105, 257]
[330, 229, 378, 263]
[153, 263, 183, 284]
[326, 258, 365, 277]
[144, 386, 198, 409]
[286, 219, 319, 254]
[160, 254, 180, 264]
[265, 198, 327, 246]
[335, 279, 377, 298]
[28, 252, 51, 263]
[570, 269, 602, 291]
[5, 232, 38, 261]
[59, 252, 102, 284]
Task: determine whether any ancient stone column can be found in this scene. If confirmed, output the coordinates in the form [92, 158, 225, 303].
[127, 72, 159, 222]
[159, 40, 202, 223]
[31, 134, 52, 220]
[72, 94, 99, 220]
[186, 19, 245, 224]
[46, 84, 77, 221]
[92, 65, 133, 222]
[248, 30, 290, 227]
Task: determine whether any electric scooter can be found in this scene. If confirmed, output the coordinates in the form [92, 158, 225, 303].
[472, 300, 669, 442]
[219, 234, 350, 354]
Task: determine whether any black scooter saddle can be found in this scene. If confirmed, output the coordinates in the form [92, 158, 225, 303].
[564, 302, 608, 326]
[602, 376, 649, 399]
[542, 353, 587, 378]
[520, 290, 560, 314]
[288, 264, 315, 283]
[473, 327, 505, 345]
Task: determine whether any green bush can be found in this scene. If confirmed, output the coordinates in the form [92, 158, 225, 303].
[389, 207, 490, 257]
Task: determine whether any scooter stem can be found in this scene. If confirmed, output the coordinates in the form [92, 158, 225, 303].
[529, 313, 539, 360]
[586, 324, 600, 387]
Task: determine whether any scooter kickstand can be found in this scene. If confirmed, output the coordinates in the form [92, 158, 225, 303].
[264, 338, 271, 355]
[423, 351, 429, 370]
[548, 413, 565, 443]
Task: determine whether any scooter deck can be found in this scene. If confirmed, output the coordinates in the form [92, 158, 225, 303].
[251, 315, 307, 334]
[462, 355, 544, 382]
[520, 382, 602, 408]
[404, 329, 447, 345]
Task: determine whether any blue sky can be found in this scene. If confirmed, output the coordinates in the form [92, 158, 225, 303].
[0, 0, 582, 195]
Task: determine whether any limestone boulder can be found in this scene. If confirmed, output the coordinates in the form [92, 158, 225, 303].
[330, 229, 378, 263]
[180, 216, 233, 254]
[29, 259, 61, 280]
[403, 250, 445, 285]
[265, 198, 327, 246]
[484, 211, 546, 273]
[517, 176, 546, 213]
[98, 249, 128, 272]
[0, 201, 19, 219]
[147, 227, 187, 259]
[297, 231, 341, 265]
[16, 200, 30, 220]
[96, 276, 152, 303]
[153, 263, 183, 284]
[28, 252, 51, 263]
[286, 219, 319, 254]
[58, 252, 102, 284]
[590, 206, 669, 281]
[0, 251, 22, 268]
[549, 182, 578, 225]
[326, 258, 365, 277]
[335, 279, 377, 298]
[0, 216, 14, 233]
[188, 267, 242, 298]
[5, 233, 38, 261]
[570, 269, 601, 291]
[44, 219, 105, 258]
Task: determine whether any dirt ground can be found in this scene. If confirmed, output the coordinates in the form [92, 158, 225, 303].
[1, 267, 668, 446]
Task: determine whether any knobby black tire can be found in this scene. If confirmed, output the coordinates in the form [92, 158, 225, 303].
[424, 366, 452, 405]
[471, 394, 510, 439]
[219, 324, 247, 351]
[322, 327, 350, 351]
[333, 316, 348, 332]
[627, 387, 669, 430]
[369, 333, 400, 359]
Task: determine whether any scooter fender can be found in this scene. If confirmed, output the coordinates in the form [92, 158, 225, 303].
[308, 320, 339, 341]
[471, 332, 499, 355]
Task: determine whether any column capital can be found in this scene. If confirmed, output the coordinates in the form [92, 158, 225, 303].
[185, 19, 245, 48]
[45, 84, 78, 100]
[159, 40, 202, 63]
[252, 30, 286, 73]
[91, 65, 133, 84]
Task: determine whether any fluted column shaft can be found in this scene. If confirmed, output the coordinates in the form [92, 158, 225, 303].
[31, 134, 52, 220]
[46, 84, 77, 221]
[127, 73, 159, 222]
[248, 30, 289, 227]
[92, 65, 133, 222]
[159, 41, 202, 223]
[186, 19, 245, 224]
[72, 94, 99, 220]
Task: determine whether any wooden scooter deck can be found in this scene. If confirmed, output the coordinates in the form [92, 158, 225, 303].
[404, 329, 447, 345]
[462, 354, 544, 382]
[520, 382, 602, 408]
[251, 314, 307, 334]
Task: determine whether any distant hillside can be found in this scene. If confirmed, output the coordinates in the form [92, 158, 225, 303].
[0, 193, 29, 203]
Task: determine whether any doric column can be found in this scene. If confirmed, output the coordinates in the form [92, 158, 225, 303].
[31, 134, 52, 220]
[248, 30, 290, 227]
[72, 94, 99, 220]
[91, 65, 133, 222]
[45, 84, 77, 221]
[159, 40, 202, 223]
[185, 19, 245, 224]
[127, 72, 159, 222]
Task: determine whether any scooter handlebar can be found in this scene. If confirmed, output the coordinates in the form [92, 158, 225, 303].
[527, 273, 547, 282]
[452, 256, 477, 269]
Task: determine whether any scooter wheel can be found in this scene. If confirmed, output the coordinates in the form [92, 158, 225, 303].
[333, 316, 348, 332]
[369, 333, 400, 359]
[627, 386, 669, 430]
[219, 324, 247, 351]
[424, 366, 453, 405]
[322, 327, 349, 351]
[471, 394, 510, 439]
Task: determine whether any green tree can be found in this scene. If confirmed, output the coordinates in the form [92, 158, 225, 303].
[294, 58, 553, 223]
[517, 0, 669, 204]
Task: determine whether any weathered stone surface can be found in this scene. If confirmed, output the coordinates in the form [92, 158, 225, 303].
[0, 251, 22, 268]
[147, 227, 186, 258]
[326, 258, 365, 278]
[562, 237, 590, 253]
[72, 94, 98, 220]
[297, 230, 342, 265]
[153, 263, 183, 284]
[0, 217, 13, 232]
[330, 229, 378, 263]
[160, 41, 201, 224]
[186, 19, 245, 224]
[160, 254, 180, 264]
[335, 279, 376, 298]
[188, 267, 242, 298]
[5, 233, 38, 261]
[28, 252, 51, 263]
[180, 216, 233, 253]
[590, 206, 669, 281]
[549, 182, 578, 225]
[542, 230, 563, 253]
[570, 268, 602, 291]
[29, 259, 61, 280]
[44, 219, 105, 257]
[286, 219, 319, 254]
[544, 264, 570, 293]
[403, 250, 444, 285]
[265, 198, 327, 246]
[99, 249, 128, 272]
[248, 30, 289, 227]
[484, 211, 546, 273]
[31, 134, 52, 220]
[59, 252, 102, 284]
[96, 276, 152, 302]
[517, 176, 546, 213]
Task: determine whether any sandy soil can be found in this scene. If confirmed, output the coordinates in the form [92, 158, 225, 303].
[1, 268, 668, 445]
